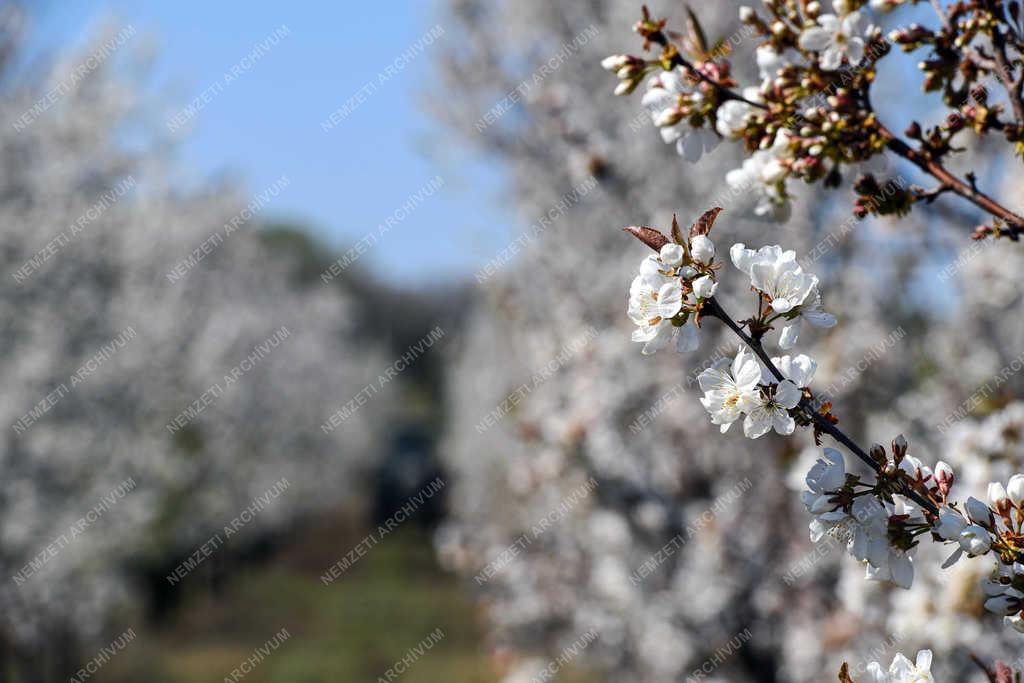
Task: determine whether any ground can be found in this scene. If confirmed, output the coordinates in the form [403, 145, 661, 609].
[99, 513, 592, 682]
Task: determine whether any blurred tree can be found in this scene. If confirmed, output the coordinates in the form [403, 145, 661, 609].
[0, 7, 388, 677]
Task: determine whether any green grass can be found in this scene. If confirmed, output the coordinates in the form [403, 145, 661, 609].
[99, 519, 592, 683]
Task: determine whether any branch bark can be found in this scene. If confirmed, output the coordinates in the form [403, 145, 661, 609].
[702, 297, 940, 516]
[877, 123, 1024, 239]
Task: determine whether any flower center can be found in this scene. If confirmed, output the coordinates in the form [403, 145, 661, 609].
[827, 520, 853, 545]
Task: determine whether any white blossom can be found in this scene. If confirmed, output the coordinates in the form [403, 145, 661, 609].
[660, 243, 685, 267]
[715, 88, 761, 139]
[863, 495, 919, 589]
[697, 347, 762, 433]
[989, 481, 1011, 512]
[965, 496, 994, 526]
[600, 54, 630, 72]
[689, 234, 715, 265]
[641, 68, 720, 162]
[725, 131, 793, 220]
[985, 590, 1024, 616]
[771, 354, 817, 388]
[756, 45, 790, 80]
[878, 649, 934, 683]
[1009, 474, 1024, 506]
[798, 1, 867, 71]
[744, 378, 800, 438]
[628, 267, 684, 355]
[933, 509, 967, 540]
[692, 275, 717, 299]
[730, 243, 817, 313]
[958, 525, 992, 556]
[778, 288, 837, 349]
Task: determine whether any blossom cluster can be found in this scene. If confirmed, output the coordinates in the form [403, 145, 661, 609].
[625, 209, 1024, 635]
[848, 648, 935, 683]
[840, 648, 1024, 682]
[805, 441, 1024, 635]
[626, 209, 834, 439]
[603, 0, 1024, 238]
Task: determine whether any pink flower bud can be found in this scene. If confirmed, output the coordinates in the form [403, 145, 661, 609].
[934, 461, 954, 495]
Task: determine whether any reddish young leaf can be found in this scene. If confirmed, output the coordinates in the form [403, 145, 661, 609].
[623, 225, 669, 252]
[670, 213, 685, 245]
[690, 206, 723, 238]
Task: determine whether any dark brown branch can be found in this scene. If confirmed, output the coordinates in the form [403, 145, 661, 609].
[702, 297, 940, 516]
[992, 27, 1024, 126]
[639, 18, 1024, 240]
[877, 123, 1024, 239]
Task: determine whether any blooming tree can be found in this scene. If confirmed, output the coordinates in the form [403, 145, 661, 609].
[0, 16, 385, 673]
[624, 206, 1024, 637]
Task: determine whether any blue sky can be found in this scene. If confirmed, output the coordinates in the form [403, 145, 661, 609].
[26, 1, 511, 285]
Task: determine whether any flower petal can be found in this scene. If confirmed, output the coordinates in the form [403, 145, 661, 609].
[845, 37, 865, 65]
[820, 45, 843, 71]
[799, 26, 833, 51]
[676, 324, 699, 352]
[772, 408, 795, 435]
[775, 379, 802, 409]
[779, 321, 801, 349]
[743, 408, 773, 439]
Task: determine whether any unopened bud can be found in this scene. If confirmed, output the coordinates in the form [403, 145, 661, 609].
[966, 496, 994, 526]
[739, 6, 756, 23]
[892, 434, 908, 459]
[971, 84, 989, 104]
[614, 78, 640, 96]
[935, 460, 954, 495]
[869, 443, 886, 465]
[1007, 474, 1024, 507]
[654, 108, 683, 127]
[990, 482, 1012, 514]
[601, 55, 629, 72]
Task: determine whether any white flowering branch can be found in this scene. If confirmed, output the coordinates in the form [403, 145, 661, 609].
[702, 295, 940, 515]
[626, 210, 938, 515]
[605, 1, 1024, 239]
[837, 647, 1022, 682]
[624, 207, 1024, 637]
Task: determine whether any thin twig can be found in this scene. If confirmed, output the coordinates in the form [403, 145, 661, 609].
[971, 652, 998, 683]
[877, 122, 1024, 238]
[703, 297, 940, 516]
[639, 25, 1024, 239]
[992, 27, 1024, 126]
[646, 30, 767, 109]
